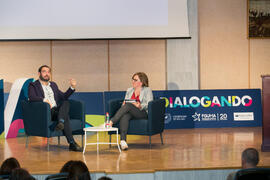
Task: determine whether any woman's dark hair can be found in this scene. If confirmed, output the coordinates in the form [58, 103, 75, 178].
[60, 160, 75, 173]
[10, 168, 35, 180]
[67, 161, 90, 180]
[132, 72, 149, 87]
[38, 65, 51, 73]
[0, 157, 20, 175]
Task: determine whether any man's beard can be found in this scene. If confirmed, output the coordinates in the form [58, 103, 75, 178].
[39, 75, 50, 82]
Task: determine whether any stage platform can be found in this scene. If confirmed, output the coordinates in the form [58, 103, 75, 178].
[0, 127, 269, 177]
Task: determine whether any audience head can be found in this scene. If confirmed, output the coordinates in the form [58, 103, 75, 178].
[60, 160, 75, 173]
[241, 148, 259, 169]
[132, 72, 149, 88]
[0, 157, 20, 175]
[98, 177, 112, 180]
[9, 168, 35, 180]
[64, 160, 90, 180]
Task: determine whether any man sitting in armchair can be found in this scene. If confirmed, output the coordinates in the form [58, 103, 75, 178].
[28, 65, 82, 152]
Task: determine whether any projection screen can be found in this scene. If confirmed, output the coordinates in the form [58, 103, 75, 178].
[0, 0, 190, 40]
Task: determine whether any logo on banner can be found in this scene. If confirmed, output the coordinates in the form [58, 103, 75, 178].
[155, 89, 261, 128]
[192, 113, 228, 121]
[161, 95, 252, 108]
[233, 112, 254, 121]
[164, 113, 172, 124]
[165, 113, 188, 124]
[192, 112, 201, 121]
[173, 115, 187, 121]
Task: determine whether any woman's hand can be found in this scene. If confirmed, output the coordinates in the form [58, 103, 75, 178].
[133, 102, 141, 109]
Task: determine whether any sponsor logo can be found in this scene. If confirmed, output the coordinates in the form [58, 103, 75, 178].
[219, 113, 228, 121]
[201, 114, 217, 121]
[164, 113, 172, 124]
[165, 113, 188, 124]
[173, 115, 187, 121]
[192, 112, 201, 121]
[192, 113, 228, 121]
[234, 112, 254, 121]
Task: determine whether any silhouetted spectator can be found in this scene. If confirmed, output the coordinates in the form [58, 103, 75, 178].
[60, 160, 75, 173]
[0, 157, 20, 175]
[98, 176, 112, 180]
[227, 148, 259, 180]
[10, 168, 35, 180]
[67, 161, 90, 180]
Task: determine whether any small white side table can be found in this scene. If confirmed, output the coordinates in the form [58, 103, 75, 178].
[83, 126, 121, 153]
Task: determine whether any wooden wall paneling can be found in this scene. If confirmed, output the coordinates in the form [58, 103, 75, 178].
[0, 41, 51, 92]
[250, 40, 270, 89]
[52, 40, 108, 92]
[109, 40, 166, 91]
[199, 0, 249, 89]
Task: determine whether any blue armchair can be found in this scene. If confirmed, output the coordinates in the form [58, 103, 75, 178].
[21, 99, 85, 150]
[108, 98, 165, 146]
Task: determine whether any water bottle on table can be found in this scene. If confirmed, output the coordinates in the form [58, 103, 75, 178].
[105, 112, 110, 128]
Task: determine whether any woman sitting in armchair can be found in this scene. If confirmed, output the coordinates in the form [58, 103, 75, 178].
[109, 72, 153, 150]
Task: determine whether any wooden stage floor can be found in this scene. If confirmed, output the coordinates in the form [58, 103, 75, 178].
[0, 127, 270, 175]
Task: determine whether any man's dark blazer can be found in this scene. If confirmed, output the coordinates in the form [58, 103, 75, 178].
[28, 80, 75, 106]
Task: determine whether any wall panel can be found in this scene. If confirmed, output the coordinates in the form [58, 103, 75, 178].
[199, 0, 249, 89]
[52, 40, 108, 92]
[109, 40, 166, 91]
[250, 39, 270, 89]
[0, 41, 51, 92]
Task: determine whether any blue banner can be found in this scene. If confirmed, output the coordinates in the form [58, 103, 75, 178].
[155, 89, 262, 129]
[103, 89, 262, 129]
[70, 92, 104, 115]
[0, 80, 4, 135]
[104, 91, 126, 113]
